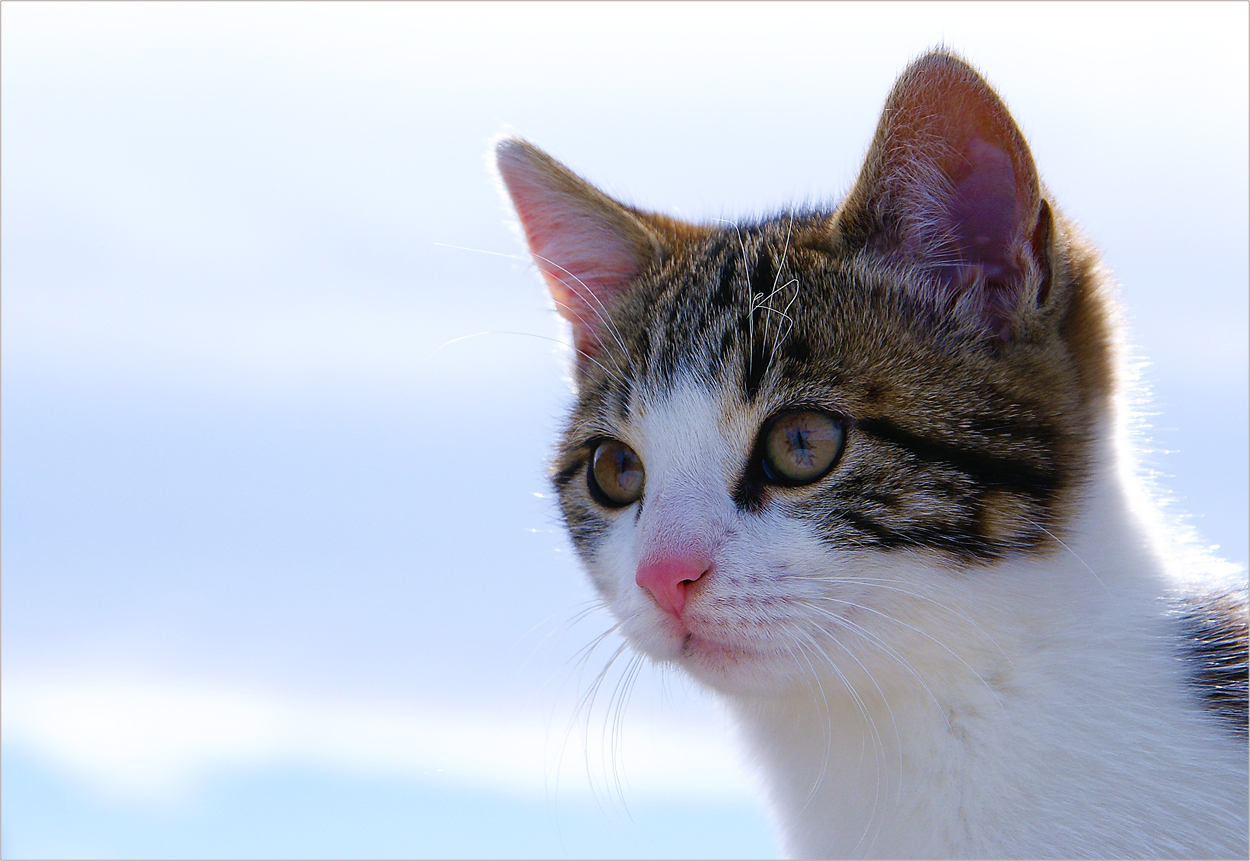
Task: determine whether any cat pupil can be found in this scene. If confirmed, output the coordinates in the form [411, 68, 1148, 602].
[786, 430, 815, 465]
[614, 451, 641, 491]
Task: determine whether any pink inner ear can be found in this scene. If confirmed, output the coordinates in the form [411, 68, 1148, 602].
[515, 201, 642, 352]
[497, 141, 654, 359]
[922, 132, 1031, 334]
[851, 53, 1047, 339]
[947, 135, 1020, 281]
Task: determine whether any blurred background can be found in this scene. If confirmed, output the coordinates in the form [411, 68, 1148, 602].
[2, 2, 1246, 858]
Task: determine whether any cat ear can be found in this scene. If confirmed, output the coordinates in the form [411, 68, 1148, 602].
[836, 51, 1052, 338]
[496, 138, 664, 358]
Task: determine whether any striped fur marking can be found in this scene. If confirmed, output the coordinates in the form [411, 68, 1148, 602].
[1176, 588, 1249, 738]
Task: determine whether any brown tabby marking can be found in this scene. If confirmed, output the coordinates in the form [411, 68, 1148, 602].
[543, 207, 1116, 568]
[1177, 589, 1250, 737]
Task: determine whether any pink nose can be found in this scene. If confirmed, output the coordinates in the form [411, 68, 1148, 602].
[635, 556, 710, 619]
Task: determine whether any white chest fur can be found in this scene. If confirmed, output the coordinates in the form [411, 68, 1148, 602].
[728, 472, 1249, 859]
[605, 387, 1248, 858]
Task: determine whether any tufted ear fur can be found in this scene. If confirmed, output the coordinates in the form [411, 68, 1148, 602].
[834, 50, 1053, 339]
[496, 138, 664, 359]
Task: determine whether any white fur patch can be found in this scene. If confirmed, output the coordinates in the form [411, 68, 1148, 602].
[588, 382, 1248, 858]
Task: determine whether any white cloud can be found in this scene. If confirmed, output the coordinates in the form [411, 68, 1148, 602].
[1, 672, 760, 808]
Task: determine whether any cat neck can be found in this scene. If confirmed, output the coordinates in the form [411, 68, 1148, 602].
[725, 429, 1249, 858]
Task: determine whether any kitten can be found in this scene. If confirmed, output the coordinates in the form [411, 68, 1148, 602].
[497, 50, 1248, 859]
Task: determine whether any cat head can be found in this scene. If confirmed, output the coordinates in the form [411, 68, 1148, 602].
[497, 51, 1118, 697]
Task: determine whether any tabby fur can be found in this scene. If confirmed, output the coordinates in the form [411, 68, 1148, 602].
[497, 50, 1248, 858]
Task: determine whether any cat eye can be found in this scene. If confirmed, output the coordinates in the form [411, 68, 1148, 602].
[760, 410, 845, 486]
[589, 440, 645, 507]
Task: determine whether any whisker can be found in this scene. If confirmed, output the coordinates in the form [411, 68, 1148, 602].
[794, 633, 884, 852]
[787, 639, 837, 808]
[523, 601, 614, 701]
[798, 599, 950, 735]
[431, 240, 529, 261]
[605, 652, 645, 817]
[531, 251, 640, 373]
[767, 214, 797, 353]
[806, 615, 904, 804]
[432, 239, 637, 385]
[544, 297, 631, 386]
[543, 268, 635, 381]
[1027, 518, 1112, 595]
[573, 639, 632, 810]
[434, 327, 629, 387]
[811, 594, 1006, 713]
[713, 217, 758, 377]
[775, 278, 802, 355]
[813, 576, 1017, 673]
[434, 240, 635, 375]
[543, 619, 626, 820]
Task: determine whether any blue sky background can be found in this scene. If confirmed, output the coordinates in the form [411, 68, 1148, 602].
[2, 3, 1246, 858]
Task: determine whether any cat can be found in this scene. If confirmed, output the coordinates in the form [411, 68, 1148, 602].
[496, 50, 1248, 859]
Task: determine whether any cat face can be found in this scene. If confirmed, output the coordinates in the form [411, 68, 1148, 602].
[499, 51, 1118, 697]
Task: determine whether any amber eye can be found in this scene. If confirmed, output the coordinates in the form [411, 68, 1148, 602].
[760, 410, 845, 485]
[589, 440, 645, 507]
